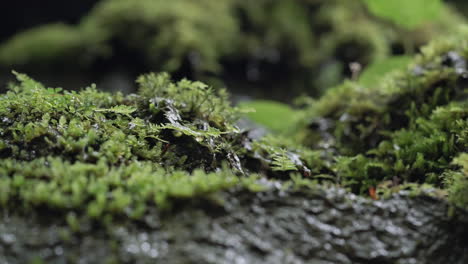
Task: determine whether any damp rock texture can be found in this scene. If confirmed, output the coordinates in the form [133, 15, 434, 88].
[1, 189, 467, 264]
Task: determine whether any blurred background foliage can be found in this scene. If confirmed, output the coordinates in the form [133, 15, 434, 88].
[0, 0, 465, 101]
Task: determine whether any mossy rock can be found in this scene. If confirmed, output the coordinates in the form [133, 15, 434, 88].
[1, 3, 468, 261]
[0, 68, 467, 263]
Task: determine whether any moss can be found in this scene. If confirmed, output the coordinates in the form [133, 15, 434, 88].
[1, 72, 241, 168]
[333, 102, 468, 195]
[298, 27, 468, 155]
[0, 157, 263, 219]
[1, 2, 467, 260]
[82, 0, 239, 73]
[292, 27, 468, 206]
[445, 153, 468, 209]
[0, 71, 322, 226]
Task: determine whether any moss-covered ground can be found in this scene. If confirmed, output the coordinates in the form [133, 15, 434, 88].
[2, 28, 468, 231]
[1, 0, 468, 263]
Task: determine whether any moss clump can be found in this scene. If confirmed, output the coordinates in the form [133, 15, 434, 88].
[292, 27, 468, 208]
[298, 29, 468, 155]
[0, 71, 320, 224]
[83, 0, 239, 73]
[333, 102, 468, 195]
[1, 72, 237, 168]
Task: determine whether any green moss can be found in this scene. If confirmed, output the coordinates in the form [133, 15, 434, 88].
[0, 0, 467, 226]
[0, 71, 316, 176]
[0, 157, 264, 219]
[332, 102, 468, 195]
[292, 27, 468, 205]
[445, 153, 468, 209]
[0, 71, 322, 225]
[298, 27, 468, 155]
[83, 0, 239, 72]
[1, 72, 242, 169]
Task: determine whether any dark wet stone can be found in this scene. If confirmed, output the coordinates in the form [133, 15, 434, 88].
[442, 51, 468, 76]
[1, 188, 467, 264]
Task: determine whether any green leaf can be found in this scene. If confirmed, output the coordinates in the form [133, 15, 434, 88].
[359, 56, 412, 87]
[362, 0, 442, 29]
[239, 100, 297, 133]
[271, 149, 297, 171]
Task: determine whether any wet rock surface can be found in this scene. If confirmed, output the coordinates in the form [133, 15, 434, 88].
[1, 188, 468, 264]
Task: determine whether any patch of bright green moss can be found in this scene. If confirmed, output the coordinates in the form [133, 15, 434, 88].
[0, 72, 243, 169]
[0, 71, 321, 225]
[0, 157, 264, 220]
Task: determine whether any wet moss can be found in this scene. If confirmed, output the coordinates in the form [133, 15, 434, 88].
[293, 27, 468, 207]
[0, 71, 324, 225]
[6, 29, 466, 215]
[298, 28, 468, 155]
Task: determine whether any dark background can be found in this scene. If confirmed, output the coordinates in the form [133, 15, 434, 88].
[0, 1, 98, 42]
[1, 0, 466, 99]
[0, 0, 140, 94]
